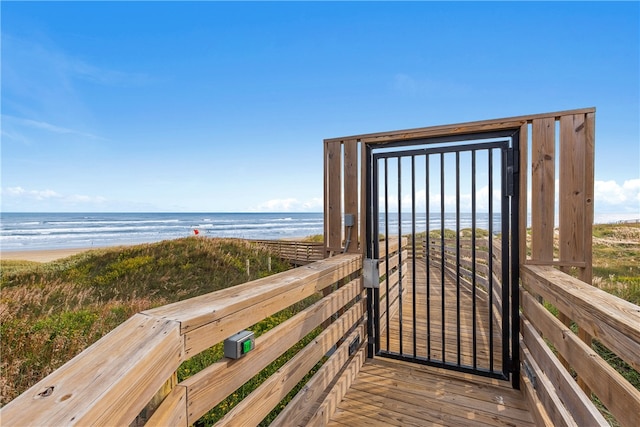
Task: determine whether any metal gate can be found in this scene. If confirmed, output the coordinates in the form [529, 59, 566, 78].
[364, 130, 520, 388]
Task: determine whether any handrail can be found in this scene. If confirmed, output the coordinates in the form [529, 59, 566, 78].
[0, 254, 363, 426]
[520, 264, 640, 427]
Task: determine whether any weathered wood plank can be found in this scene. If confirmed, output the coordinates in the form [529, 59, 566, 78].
[519, 122, 529, 263]
[325, 140, 342, 254]
[522, 290, 640, 427]
[344, 139, 359, 253]
[271, 324, 366, 426]
[307, 346, 366, 427]
[559, 113, 586, 265]
[521, 318, 608, 426]
[215, 301, 365, 426]
[520, 368, 554, 427]
[1, 314, 183, 426]
[144, 254, 360, 334]
[522, 264, 640, 372]
[146, 385, 187, 427]
[183, 277, 362, 422]
[531, 117, 556, 262]
[328, 357, 535, 427]
[324, 107, 595, 145]
[520, 342, 576, 427]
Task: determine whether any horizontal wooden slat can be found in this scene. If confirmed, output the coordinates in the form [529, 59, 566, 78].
[521, 290, 640, 427]
[521, 318, 607, 426]
[1, 314, 183, 426]
[520, 342, 575, 427]
[271, 324, 366, 426]
[521, 264, 640, 372]
[215, 301, 365, 426]
[307, 346, 366, 427]
[182, 277, 363, 422]
[145, 253, 361, 334]
[325, 108, 595, 144]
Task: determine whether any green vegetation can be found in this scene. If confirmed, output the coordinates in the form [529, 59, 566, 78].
[0, 237, 292, 409]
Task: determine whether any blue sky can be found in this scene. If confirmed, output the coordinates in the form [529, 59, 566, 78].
[1, 1, 638, 215]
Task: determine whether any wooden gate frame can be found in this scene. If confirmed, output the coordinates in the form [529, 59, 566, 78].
[324, 107, 595, 283]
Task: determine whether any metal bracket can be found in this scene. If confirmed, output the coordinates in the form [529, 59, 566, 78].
[364, 258, 379, 288]
[523, 359, 536, 389]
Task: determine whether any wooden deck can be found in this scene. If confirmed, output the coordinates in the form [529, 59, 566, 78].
[327, 357, 535, 427]
[379, 255, 504, 372]
[328, 257, 534, 426]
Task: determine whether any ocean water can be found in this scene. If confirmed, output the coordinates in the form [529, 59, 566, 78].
[1, 212, 635, 252]
[0, 212, 325, 252]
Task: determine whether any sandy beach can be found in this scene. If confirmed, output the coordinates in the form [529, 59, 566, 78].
[1, 248, 96, 262]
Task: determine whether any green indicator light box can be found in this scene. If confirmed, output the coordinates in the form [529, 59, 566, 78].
[223, 330, 255, 359]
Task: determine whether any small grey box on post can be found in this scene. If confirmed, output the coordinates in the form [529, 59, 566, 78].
[363, 258, 379, 288]
[224, 330, 255, 359]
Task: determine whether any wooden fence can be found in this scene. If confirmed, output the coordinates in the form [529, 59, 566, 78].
[249, 240, 324, 265]
[0, 239, 409, 426]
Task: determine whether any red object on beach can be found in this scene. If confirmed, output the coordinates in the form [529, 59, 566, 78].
[194, 229, 199, 235]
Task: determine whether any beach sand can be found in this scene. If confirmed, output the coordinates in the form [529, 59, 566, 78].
[1, 248, 95, 263]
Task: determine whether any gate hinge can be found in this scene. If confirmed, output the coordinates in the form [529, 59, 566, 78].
[506, 149, 515, 197]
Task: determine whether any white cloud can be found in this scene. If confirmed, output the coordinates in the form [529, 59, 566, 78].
[594, 179, 640, 212]
[254, 197, 323, 212]
[1, 186, 107, 210]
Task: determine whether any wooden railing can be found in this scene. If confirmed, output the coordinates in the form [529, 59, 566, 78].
[0, 254, 364, 426]
[378, 238, 408, 336]
[424, 237, 503, 315]
[249, 239, 324, 265]
[520, 265, 640, 427]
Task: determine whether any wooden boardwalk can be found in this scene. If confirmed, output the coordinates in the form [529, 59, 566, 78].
[328, 257, 534, 426]
[327, 357, 535, 427]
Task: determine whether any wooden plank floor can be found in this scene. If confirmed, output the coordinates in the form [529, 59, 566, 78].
[328, 258, 534, 426]
[379, 257, 504, 372]
[327, 357, 535, 427]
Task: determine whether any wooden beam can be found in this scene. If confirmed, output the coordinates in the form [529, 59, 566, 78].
[183, 277, 362, 422]
[521, 265, 640, 373]
[530, 117, 556, 262]
[325, 140, 342, 254]
[307, 346, 366, 426]
[521, 318, 607, 426]
[271, 324, 366, 426]
[324, 107, 595, 145]
[214, 301, 365, 426]
[344, 139, 359, 253]
[522, 290, 640, 427]
[519, 122, 529, 263]
[0, 314, 183, 426]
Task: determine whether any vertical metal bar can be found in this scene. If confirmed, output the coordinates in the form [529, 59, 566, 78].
[488, 149, 494, 373]
[455, 151, 461, 366]
[384, 158, 390, 352]
[471, 150, 477, 369]
[397, 156, 403, 356]
[368, 147, 377, 358]
[501, 147, 510, 380]
[412, 155, 417, 358]
[440, 152, 446, 363]
[426, 153, 431, 359]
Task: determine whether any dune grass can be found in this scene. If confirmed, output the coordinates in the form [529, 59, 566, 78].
[0, 237, 292, 407]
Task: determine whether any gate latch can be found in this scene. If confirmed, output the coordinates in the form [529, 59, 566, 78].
[364, 258, 379, 288]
